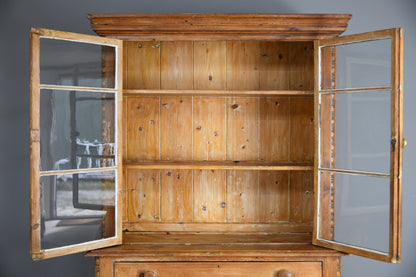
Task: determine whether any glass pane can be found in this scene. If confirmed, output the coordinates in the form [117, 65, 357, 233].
[40, 38, 116, 88]
[319, 171, 390, 253]
[320, 38, 391, 90]
[320, 90, 391, 174]
[40, 170, 116, 250]
[40, 89, 115, 171]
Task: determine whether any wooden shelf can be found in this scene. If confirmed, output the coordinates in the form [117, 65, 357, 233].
[86, 233, 343, 258]
[124, 160, 314, 170]
[123, 89, 313, 97]
[122, 232, 312, 245]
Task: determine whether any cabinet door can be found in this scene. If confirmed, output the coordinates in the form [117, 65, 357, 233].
[313, 29, 403, 263]
[30, 28, 123, 260]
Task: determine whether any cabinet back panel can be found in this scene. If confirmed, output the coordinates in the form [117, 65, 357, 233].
[126, 97, 160, 160]
[194, 41, 227, 90]
[125, 96, 312, 163]
[160, 96, 193, 160]
[259, 97, 290, 161]
[160, 41, 194, 89]
[124, 41, 314, 90]
[125, 169, 313, 229]
[194, 97, 226, 160]
[123, 40, 314, 233]
[126, 41, 161, 89]
[123, 95, 313, 229]
[226, 97, 260, 160]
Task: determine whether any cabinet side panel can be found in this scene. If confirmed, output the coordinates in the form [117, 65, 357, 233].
[290, 96, 314, 162]
[161, 41, 194, 89]
[126, 41, 161, 89]
[122, 168, 128, 222]
[259, 41, 290, 90]
[194, 170, 227, 222]
[318, 48, 336, 239]
[259, 97, 290, 161]
[319, 172, 335, 240]
[126, 97, 160, 160]
[96, 257, 113, 277]
[227, 170, 259, 222]
[161, 169, 193, 222]
[320, 46, 336, 91]
[289, 171, 314, 222]
[323, 257, 341, 277]
[289, 41, 314, 90]
[127, 169, 161, 222]
[160, 96, 193, 160]
[226, 41, 260, 90]
[194, 41, 226, 90]
[259, 171, 289, 222]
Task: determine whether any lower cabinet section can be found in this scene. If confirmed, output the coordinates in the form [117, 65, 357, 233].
[114, 262, 322, 277]
[88, 234, 343, 277]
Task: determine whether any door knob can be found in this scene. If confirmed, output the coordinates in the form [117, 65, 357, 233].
[277, 270, 292, 277]
[403, 138, 408, 148]
[144, 271, 156, 277]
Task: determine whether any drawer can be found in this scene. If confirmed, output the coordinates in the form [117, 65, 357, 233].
[114, 262, 322, 277]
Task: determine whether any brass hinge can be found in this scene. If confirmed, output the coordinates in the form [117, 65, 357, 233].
[30, 130, 40, 142]
[31, 252, 44, 260]
[391, 138, 397, 152]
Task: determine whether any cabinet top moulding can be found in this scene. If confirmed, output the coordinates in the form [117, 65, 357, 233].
[88, 13, 352, 41]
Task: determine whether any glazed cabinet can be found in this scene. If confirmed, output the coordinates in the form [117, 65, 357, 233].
[29, 14, 404, 276]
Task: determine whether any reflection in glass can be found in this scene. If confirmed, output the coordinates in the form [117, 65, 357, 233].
[320, 90, 391, 174]
[320, 38, 391, 90]
[40, 38, 116, 88]
[329, 172, 390, 253]
[40, 89, 115, 171]
[40, 170, 116, 250]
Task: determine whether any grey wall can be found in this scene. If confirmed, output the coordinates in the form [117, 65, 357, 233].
[0, 0, 415, 276]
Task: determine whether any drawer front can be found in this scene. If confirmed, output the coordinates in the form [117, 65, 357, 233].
[114, 262, 322, 277]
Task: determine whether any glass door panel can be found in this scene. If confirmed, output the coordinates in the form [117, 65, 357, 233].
[40, 89, 116, 171]
[320, 90, 391, 174]
[40, 170, 116, 250]
[314, 28, 403, 263]
[30, 28, 123, 260]
[40, 37, 116, 88]
[319, 171, 390, 253]
[320, 38, 392, 90]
